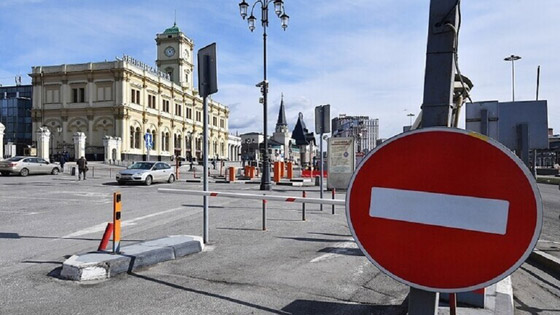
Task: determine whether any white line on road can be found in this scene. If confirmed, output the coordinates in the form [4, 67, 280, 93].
[58, 206, 196, 239]
[370, 187, 510, 235]
[310, 241, 357, 263]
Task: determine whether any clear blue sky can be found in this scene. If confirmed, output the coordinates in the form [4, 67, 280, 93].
[1, 0, 558, 139]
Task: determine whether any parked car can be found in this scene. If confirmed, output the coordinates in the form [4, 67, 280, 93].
[116, 161, 175, 186]
[0, 156, 60, 176]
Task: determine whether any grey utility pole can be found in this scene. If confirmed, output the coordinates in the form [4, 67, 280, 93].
[413, 0, 459, 314]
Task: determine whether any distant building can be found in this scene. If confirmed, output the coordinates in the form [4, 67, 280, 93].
[227, 133, 241, 161]
[240, 132, 263, 165]
[291, 112, 316, 168]
[271, 95, 295, 161]
[0, 85, 32, 156]
[331, 114, 379, 153]
[29, 23, 229, 162]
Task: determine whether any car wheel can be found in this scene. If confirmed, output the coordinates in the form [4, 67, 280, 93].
[168, 174, 175, 183]
[20, 168, 29, 177]
[145, 175, 153, 186]
[51, 168, 59, 175]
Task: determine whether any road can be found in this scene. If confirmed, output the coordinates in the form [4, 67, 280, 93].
[0, 171, 558, 314]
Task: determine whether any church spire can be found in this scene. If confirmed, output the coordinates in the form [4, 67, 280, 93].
[276, 93, 287, 127]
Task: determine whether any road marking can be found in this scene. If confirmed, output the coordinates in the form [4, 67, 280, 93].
[310, 241, 357, 263]
[59, 206, 195, 239]
[369, 187, 510, 235]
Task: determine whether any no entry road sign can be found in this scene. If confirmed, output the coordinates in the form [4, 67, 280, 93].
[346, 127, 542, 292]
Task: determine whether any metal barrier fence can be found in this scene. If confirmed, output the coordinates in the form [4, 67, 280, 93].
[158, 188, 345, 237]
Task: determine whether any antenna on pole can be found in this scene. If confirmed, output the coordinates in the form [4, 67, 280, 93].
[174, 9, 177, 26]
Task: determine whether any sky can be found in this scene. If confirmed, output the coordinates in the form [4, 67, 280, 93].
[1, 0, 559, 140]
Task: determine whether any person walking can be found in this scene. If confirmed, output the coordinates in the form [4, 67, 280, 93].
[59, 153, 66, 172]
[77, 156, 88, 180]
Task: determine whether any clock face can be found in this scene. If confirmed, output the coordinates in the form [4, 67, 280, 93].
[164, 46, 175, 57]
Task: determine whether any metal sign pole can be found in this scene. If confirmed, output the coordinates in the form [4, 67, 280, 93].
[410, 0, 458, 313]
[319, 131, 324, 211]
[203, 95, 209, 244]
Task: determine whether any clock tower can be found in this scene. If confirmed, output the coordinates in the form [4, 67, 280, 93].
[155, 22, 194, 89]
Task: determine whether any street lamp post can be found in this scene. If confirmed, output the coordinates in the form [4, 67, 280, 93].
[504, 55, 521, 102]
[239, 0, 289, 191]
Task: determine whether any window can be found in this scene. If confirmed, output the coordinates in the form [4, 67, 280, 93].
[131, 88, 140, 104]
[195, 111, 201, 122]
[46, 87, 60, 103]
[152, 130, 156, 149]
[212, 116, 217, 127]
[134, 127, 141, 149]
[162, 100, 170, 113]
[220, 119, 225, 129]
[130, 127, 135, 149]
[72, 88, 85, 103]
[175, 103, 182, 116]
[97, 85, 112, 101]
[147, 94, 156, 109]
[186, 107, 192, 119]
[161, 132, 170, 151]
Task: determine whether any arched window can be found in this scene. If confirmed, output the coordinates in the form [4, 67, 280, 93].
[152, 130, 156, 149]
[135, 127, 141, 149]
[165, 132, 170, 151]
[130, 127, 135, 149]
[177, 135, 182, 149]
[221, 143, 225, 156]
[161, 132, 166, 151]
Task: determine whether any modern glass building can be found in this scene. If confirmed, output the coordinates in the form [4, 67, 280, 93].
[0, 85, 33, 156]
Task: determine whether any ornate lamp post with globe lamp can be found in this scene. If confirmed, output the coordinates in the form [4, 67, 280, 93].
[239, 0, 289, 191]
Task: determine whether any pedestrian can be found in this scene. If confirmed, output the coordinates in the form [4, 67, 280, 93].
[77, 156, 88, 180]
[59, 152, 66, 172]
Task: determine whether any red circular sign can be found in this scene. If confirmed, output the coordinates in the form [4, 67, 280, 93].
[346, 128, 542, 292]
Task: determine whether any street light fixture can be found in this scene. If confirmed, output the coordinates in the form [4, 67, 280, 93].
[239, 0, 288, 191]
[504, 55, 521, 102]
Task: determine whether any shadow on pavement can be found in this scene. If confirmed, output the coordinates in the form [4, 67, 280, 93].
[129, 272, 288, 314]
[277, 236, 352, 243]
[281, 299, 408, 315]
[317, 247, 364, 257]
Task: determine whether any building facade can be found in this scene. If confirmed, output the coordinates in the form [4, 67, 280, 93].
[331, 114, 379, 153]
[29, 24, 229, 162]
[0, 85, 33, 157]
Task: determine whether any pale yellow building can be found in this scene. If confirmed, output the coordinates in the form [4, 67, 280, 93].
[29, 23, 230, 162]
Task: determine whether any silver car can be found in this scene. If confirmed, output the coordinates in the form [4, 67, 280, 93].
[116, 161, 175, 186]
[0, 156, 60, 176]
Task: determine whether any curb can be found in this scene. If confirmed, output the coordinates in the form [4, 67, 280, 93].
[60, 235, 203, 281]
[529, 249, 560, 275]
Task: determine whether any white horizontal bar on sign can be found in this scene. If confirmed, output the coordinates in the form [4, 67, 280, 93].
[369, 187, 509, 235]
[158, 188, 346, 206]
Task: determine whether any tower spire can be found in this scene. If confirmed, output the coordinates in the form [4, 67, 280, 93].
[276, 93, 287, 127]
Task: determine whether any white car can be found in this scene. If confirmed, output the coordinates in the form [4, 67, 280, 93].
[116, 161, 175, 185]
[0, 156, 60, 176]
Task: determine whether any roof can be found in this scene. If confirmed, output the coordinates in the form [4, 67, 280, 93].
[291, 112, 316, 146]
[163, 22, 181, 34]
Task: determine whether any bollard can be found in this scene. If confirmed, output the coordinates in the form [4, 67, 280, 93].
[273, 161, 281, 183]
[287, 162, 293, 180]
[98, 223, 114, 251]
[332, 188, 336, 214]
[113, 192, 122, 254]
[262, 199, 267, 231]
[302, 190, 306, 221]
[109, 168, 112, 179]
[92, 166, 94, 178]
[228, 167, 236, 182]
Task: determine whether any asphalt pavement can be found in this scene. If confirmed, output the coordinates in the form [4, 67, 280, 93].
[0, 163, 558, 314]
